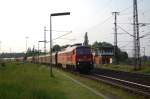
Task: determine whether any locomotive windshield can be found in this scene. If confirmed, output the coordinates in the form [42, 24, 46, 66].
[76, 47, 91, 55]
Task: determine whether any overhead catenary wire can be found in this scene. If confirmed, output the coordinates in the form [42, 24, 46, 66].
[117, 25, 134, 37]
[101, 0, 113, 13]
[57, 38, 76, 41]
[87, 15, 113, 31]
[119, 6, 132, 13]
[119, 41, 133, 48]
[140, 32, 150, 38]
[119, 0, 143, 13]
[53, 31, 72, 41]
[142, 8, 150, 14]
[52, 30, 72, 33]
[44, 31, 73, 45]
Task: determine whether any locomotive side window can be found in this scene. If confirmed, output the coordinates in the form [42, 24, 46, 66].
[73, 50, 75, 54]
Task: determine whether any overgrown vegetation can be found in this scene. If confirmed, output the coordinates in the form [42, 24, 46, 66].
[96, 62, 150, 74]
[0, 62, 102, 99]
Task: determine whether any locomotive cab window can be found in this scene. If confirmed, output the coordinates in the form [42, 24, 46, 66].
[76, 47, 91, 55]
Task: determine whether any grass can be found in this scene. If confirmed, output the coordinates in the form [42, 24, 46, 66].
[96, 62, 150, 74]
[0, 62, 102, 99]
[0, 62, 146, 99]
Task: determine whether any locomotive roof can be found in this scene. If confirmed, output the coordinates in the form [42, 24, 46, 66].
[58, 45, 90, 54]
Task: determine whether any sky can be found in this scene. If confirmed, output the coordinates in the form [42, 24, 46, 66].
[0, 0, 150, 57]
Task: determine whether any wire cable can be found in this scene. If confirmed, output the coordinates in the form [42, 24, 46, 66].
[88, 15, 113, 31]
[53, 31, 72, 41]
[117, 25, 134, 37]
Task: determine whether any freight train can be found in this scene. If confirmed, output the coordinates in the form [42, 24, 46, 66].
[27, 45, 94, 73]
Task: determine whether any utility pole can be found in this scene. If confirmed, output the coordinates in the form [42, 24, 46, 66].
[25, 36, 29, 52]
[112, 12, 119, 64]
[133, 0, 141, 70]
[44, 26, 47, 54]
[32, 45, 35, 63]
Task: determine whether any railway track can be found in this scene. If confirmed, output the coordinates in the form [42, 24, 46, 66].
[66, 68, 150, 98]
[89, 68, 150, 98]
[94, 68, 150, 86]
[89, 73, 150, 98]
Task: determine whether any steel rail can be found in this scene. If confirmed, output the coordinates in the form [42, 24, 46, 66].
[89, 73, 150, 98]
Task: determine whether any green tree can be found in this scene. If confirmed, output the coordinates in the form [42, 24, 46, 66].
[92, 41, 99, 49]
[118, 50, 128, 62]
[52, 45, 61, 52]
[26, 47, 32, 56]
[101, 42, 113, 47]
[92, 41, 113, 49]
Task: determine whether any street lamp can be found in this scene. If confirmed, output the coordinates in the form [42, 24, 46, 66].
[50, 12, 70, 77]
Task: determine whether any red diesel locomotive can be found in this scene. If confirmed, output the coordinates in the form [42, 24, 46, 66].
[57, 45, 93, 73]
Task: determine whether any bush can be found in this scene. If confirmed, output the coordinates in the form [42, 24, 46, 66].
[0, 62, 6, 67]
